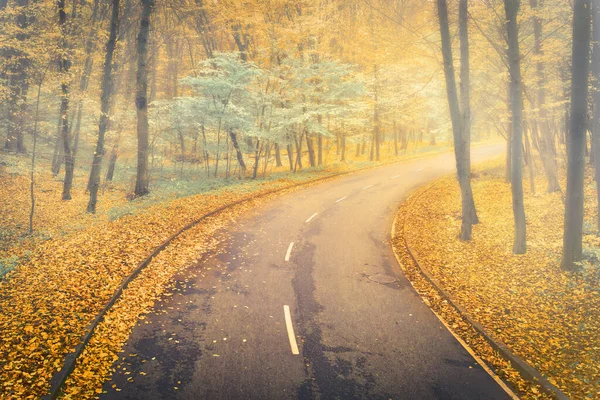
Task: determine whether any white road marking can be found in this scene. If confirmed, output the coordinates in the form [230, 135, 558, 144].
[391, 175, 401, 179]
[335, 196, 347, 203]
[362, 184, 374, 190]
[305, 213, 318, 223]
[414, 168, 424, 172]
[283, 305, 300, 355]
[284, 242, 294, 261]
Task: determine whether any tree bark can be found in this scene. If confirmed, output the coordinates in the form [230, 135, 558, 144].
[306, 133, 316, 167]
[134, 0, 154, 197]
[229, 130, 246, 172]
[57, 0, 74, 200]
[562, 0, 592, 269]
[530, 0, 561, 193]
[275, 143, 283, 167]
[459, 0, 479, 228]
[87, 0, 120, 213]
[105, 137, 119, 182]
[437, 0, 477, 241]
[286, 143, 294, 171]
[504, 0, 527, 254]
[2, 0, 30, 154]
[317, 135, 323, 166]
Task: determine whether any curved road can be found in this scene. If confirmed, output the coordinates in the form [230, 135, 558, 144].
[102, 143, 511, 400]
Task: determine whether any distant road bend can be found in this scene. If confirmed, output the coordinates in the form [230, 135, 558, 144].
[103, 143, 514, 400]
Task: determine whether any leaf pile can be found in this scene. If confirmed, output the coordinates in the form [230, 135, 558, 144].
[397, 160, 600, 400]
[0, 174, 323, 399]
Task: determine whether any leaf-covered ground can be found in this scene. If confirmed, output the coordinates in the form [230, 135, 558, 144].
[0, 144, 455, 399]
[395, 160, 600, 400]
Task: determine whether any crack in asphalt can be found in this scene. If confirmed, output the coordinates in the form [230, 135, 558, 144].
[291, 241, 391, 399]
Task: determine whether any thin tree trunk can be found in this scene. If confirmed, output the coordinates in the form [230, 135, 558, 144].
[228, 130, 246, 172]
[29, 67, 48, 234]
[88, 0, 120, 213]
[524, 126, 536, 195]
[317, 135, 323, 166]
[2, 0, 30, 154]
[505, 0, 527, 254]
[51, 118, 63, 176]
[562, 0, 592, 269]
[306, 133, 316, 167]
[459, 0, 478, 229]
[58, 0, 74, 200]
[275, 143, 283, 167]
[530, 0, 561, 193]
[105, 136, 119, 182]
[437, 0, 476, 241]
[287, 143, 293, 171]
[134, 0, 154, 197]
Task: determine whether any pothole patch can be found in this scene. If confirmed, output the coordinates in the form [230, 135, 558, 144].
[368, 274, 397, 284]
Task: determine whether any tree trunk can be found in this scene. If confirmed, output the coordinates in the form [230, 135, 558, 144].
[105, 138, 119, 182]
[134, 0, 154, 197]
[317, 135, 323, 166]
[57, 0, 74, 200]
[275, 143, 283, 167]
[228, 130, 246, 172]
[504, 0, 527, 254]
[529, 0, 561, 193]
[437, 0, 477, 241]
[524, 126, 536, 195]
[252, 140, 262, 179]
[51, 118, 63, 176]
[295, 130, 303, 171]
[287, 143, 294, 171]
[2, 0, 30, 154]
[459, 0, 478, 228]
[593, 0, 600, 232]
[562, 0, 592, 270]
[87, 0, 119, 213]
[306, 132, 316, 167]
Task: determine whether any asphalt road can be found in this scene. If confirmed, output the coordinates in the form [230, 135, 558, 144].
[102, 143, 512, 400]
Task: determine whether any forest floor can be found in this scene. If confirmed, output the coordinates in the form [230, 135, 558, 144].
[0, 142, 453, 399]
[393, 159, 600, 400]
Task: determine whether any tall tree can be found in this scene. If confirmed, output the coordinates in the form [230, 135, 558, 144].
[436, 0, 477, 241]
[134, 0, 154, 197]
[1, 0, 31, 153]
[504, 0, 527, 254]
[58, 0, 75, 200]
[562, 0, 592, 270]
[529, 0, 561, 193]
[87, 0, 120, 213]
[592, 0, 600, 231]
[458, 0, 479, 228]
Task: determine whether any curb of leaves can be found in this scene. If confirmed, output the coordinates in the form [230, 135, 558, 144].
[394, 181, 569, 400]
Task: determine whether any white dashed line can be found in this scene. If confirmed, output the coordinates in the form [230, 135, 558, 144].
[414, 168, 424, 172]
[305, 213, 318, 223]
[283, 305, 300, 355]
[391, 175, 401, 179]
[335, 196, 347, 203]
[363, 185, 374, 190]
[285, 242, 294, 261]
